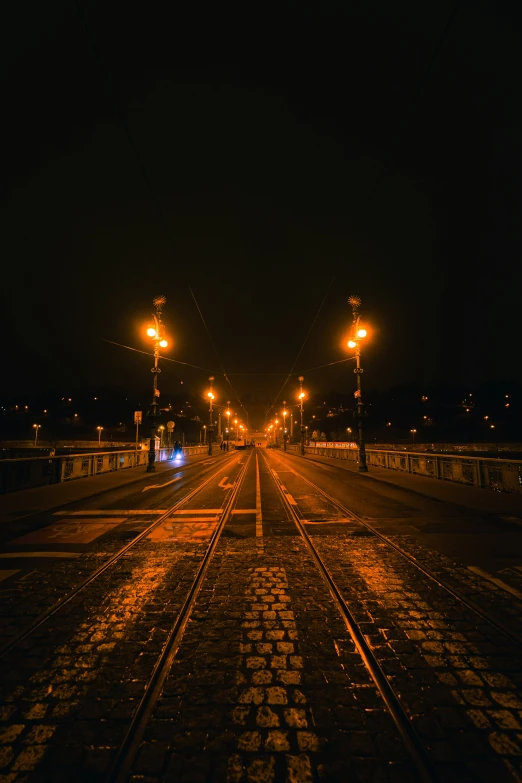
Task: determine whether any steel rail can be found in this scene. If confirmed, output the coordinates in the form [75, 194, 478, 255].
[276, 451, 522, 648]
[261, 450, 436, 783]
[0, 453, 242, 659]
[107, 450, 253, 782]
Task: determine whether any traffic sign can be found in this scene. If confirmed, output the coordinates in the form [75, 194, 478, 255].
[134, 411, 143, 424]
[167, 421, 175, 430]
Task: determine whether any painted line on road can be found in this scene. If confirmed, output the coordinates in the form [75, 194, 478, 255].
[165, 517, 218, 523]
[256, 455, 263, 538]
[0, 570, 19, 582]
[232, 509, 256, 514]
[54, 510, 168, 516]
[468, 566, 522, 601]
[142, 476, 183, 492]
[173, 509, 223, 515]
[303, 518, 356, 524]
[0, 552, 81, 559]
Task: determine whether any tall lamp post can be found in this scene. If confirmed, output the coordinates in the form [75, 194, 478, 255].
[274, 418, 279, 447]
[207, 376, 215, 456]
[347, 295, 369, 472]
[97, 425, 103, 445]
[282, 402, 288, 451]
[146, 295, 169, 472]
[298, 376, 306, 455]
[225, 402, 231, 451]
[33, 423, 41, 447]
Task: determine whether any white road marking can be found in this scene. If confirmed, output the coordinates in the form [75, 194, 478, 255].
[142, 476, 183, 492]
[468, 566, 522, 601]
[0, 570, 19, 582]
[303, 518, 355, 524]
[201, 460, 215, 465]
[173, 509, 223, 514]
[218, 477, 234, 490]
[285, 494, 297, 505]
[0, 552, 81, 559]
[165, 517, 218, 522]
[54, 510, 168, 516]
[232, 509, 256, 514]
[256, 455, 263, 539]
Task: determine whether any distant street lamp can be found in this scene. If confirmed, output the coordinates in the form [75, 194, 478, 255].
[145, 295, 169, 472]
[202, 425, 207, 445]
[97, 426, 103, 445]
[207, 376, 215, 455]
[274, 418, 279, 447]
[158, 425, 165, 448]
[298, 376, 306, 455]
[33, 423, 41, 447]
[282, 402, 288, 451]
[347, 295, 369, 471]
[410, 428, 417, 445]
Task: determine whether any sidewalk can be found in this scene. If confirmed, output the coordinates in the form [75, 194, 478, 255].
[0, 451, 228, 524]
[290, 451, 522, 519]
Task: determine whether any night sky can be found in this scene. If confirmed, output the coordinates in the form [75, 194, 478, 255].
[3, 1, 521, 425]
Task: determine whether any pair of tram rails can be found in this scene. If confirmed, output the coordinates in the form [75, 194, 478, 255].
[1, 448, 520, 783]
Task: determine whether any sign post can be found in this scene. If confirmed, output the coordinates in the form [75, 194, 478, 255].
[167, 420, 175, 455]
[134, 411, 143, 460]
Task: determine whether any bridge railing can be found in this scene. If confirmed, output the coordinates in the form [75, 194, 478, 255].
[0, 446, 209, 494]
[288, 444, 522, 494]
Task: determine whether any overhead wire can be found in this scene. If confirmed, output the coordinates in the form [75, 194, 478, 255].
[263, 276, 335, 426]
[187, 286, 250, 422]
[77, 3, 249, 424]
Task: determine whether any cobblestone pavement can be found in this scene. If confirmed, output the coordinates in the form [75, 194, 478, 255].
[134, 539, 414, 783]
[0, 448, 521, 781]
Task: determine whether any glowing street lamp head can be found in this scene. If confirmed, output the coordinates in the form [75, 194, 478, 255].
[159, 339, 168, 348]
[207, 392, 214, 400]
[347, 340, 357, 349]
[299, 392, 305, 399]
[146, 326, 157, 338]
[357, 328, 367, 338]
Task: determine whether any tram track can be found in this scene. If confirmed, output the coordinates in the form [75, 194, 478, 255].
[0, 451, 244, 659]
[268, 450, 522, 649]
[261, 449, 436, 783]
[106, 450, 253, 782]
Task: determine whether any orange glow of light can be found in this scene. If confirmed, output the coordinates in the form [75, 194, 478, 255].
[146, 327, 157, 338]
[159, 339, 168, 348]
[347, 340, 357, 349]
[357, 328, 367, 338]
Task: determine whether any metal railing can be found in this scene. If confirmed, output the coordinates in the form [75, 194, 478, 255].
[0, 446, 209, 495]
[288, 444, 522, 494]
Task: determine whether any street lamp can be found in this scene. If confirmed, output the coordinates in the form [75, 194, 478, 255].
[33, 423, 41, 446]
[145, 295, 169, 472]
[207, 377, 215, 455]
[298, 376, 306, 455]
[347, 295, 369, 472]
[282, 402, 288, 451]
[202, 425, 206, 445]
[158, 425, 165, 448]
[97, 425, 103, 445]
[226, 402, 231, 451]
[410, 428, 417, 445]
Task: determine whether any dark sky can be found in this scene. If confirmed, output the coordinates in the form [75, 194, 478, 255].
[3, 1, 521, 418]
